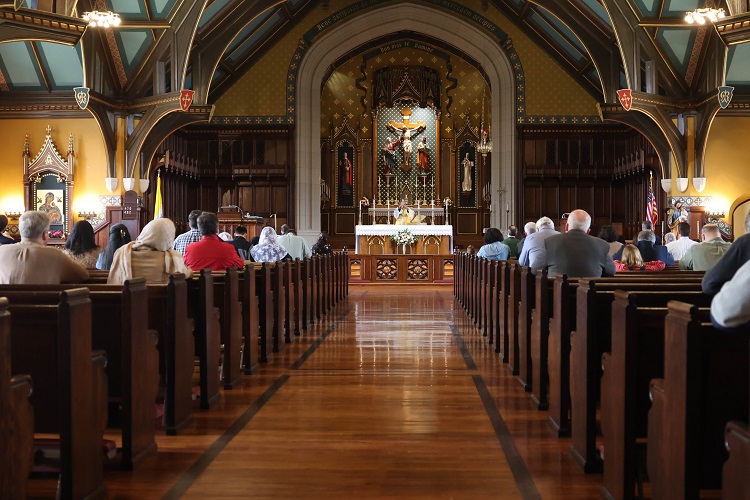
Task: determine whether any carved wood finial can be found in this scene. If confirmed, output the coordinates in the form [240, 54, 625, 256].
[45, 125, 52, 137]
[24, 134, 29, 157]
[68, 133, 74, 155]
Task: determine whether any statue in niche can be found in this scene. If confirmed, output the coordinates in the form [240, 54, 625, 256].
[382, 137, 401, 175]
[417, 137, 429, 174]
[461, 152, 474, 193]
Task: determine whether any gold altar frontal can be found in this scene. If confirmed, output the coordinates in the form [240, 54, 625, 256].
[350, 225, 454, 284]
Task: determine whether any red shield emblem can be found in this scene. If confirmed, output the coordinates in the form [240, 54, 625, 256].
[180, 90, 195, 111]
[617, 89, 632, 111]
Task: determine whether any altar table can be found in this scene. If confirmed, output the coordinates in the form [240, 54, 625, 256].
[354, 224, 453, 255]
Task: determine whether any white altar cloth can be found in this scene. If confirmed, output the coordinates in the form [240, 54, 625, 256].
[354, 224, 453, 253]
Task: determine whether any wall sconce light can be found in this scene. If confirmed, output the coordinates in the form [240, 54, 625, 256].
[707, 211, 726, 220]
[78, 211, 98, 220]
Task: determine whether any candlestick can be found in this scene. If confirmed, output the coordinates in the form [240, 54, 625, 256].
[387, 200, 390, 224]
[431, 200, 435, 225]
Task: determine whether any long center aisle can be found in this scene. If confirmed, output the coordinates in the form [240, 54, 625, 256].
[98, 285, 601, 499]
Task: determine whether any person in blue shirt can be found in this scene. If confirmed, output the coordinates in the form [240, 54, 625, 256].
[476, 227, 510, 260]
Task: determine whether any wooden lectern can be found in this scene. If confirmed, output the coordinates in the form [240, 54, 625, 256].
[217, 208, 264, 237]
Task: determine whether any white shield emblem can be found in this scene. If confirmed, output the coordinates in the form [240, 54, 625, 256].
[180, 90, 195, 111]
[617, 89, 632, 111]
[73, 87, 90, 110]
[718, 86, 734, 109]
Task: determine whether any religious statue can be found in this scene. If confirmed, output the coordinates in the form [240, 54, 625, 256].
[417, 137, 429, 174]
[461, 153, 473, 192]
[666, 201, 689, 233]
[339, 152, 352, 195]
[382, 137, 401, 175]
[386, 107, 426, 171]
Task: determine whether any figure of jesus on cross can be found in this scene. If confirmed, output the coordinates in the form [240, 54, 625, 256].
[386, 107, 426, 171]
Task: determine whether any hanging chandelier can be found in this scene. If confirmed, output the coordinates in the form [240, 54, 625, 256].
[477, 90, 493, 157]
[684, 7, 725, 24]
[82, 10, 122, 28]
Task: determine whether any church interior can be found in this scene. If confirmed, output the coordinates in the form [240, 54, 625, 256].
[1, 0, 750, 498]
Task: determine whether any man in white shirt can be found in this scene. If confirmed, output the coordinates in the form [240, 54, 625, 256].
[711, 257, 750, 330]
[277, 224, 312, 261]
[666, 222, 697, 261]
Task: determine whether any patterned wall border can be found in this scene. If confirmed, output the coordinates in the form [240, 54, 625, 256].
[209, 0, 600, 127]
[669, 195, 733, 235]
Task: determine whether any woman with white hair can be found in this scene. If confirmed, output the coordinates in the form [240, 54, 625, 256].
[250, 226, 289, 262]
[108, 218, 192, 284]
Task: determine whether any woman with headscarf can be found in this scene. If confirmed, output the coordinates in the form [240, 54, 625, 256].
[96, 223, 131, 270]
[250, 226, 289, 262]
[107, 218, 192, 284]
[63, 220, 101, 268]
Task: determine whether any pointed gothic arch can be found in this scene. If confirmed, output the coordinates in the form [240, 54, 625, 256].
[294, 3, 516, 241]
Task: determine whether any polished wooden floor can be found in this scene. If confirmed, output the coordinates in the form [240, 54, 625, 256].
[29, 285, 603, 499]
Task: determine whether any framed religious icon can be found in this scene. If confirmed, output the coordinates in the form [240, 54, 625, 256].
[23, 126, 75, 242]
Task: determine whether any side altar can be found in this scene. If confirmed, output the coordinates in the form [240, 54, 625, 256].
[355, 224, 453, 255]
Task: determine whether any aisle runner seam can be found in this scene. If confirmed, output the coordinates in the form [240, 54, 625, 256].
[289, 306, 351, 370]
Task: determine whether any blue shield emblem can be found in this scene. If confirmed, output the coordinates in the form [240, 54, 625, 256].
[718, 86, 734, 109]
[73, 87, 90, 110]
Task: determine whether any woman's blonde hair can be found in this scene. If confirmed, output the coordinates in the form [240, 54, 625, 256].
[621, 244, 644, 268]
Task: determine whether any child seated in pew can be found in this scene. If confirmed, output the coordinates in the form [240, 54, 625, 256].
[108, 218, 192, 284]
[614, 244, 666, 272]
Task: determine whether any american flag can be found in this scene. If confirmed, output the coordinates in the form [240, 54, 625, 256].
[646, 174, 658, 225]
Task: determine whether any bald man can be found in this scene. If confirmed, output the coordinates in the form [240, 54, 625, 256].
[531, 209, 615, 278]
[679, 224, 731, 271]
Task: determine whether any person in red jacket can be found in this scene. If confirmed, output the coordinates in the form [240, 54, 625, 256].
[184, 211, 244, 271]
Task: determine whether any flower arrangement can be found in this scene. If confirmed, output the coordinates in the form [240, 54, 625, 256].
[391, 228, 418, 245]
[48, 230, 64, 239]
[443, 197, 453, 207]
[360, 196, 370, 207]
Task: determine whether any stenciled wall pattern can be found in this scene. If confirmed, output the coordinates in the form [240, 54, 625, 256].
[212, 0, 600, 122]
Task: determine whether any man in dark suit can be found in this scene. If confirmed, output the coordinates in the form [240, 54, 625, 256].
[612, 230, 675, 266]
[531, 209, 615, 278]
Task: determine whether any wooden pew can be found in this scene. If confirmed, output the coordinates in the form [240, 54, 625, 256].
[0, 280, 158, 470]
[292, 259, 303, 335]
[86, 273, 193, 435]
[723, 421, 750, 500]
[495, 261, 511, 362]
[146, 274, 194, 435]
[647, 301, 749, 500]
[282, 260, 296, 343]
[7, 289, 107, 499]
[548, 274, 578, 436]
[187, 270, 221, 409]
[301, 258, 313, 329]
[0, 298, 34, 500]
[488, 261, 498, 347]
[271, 261, 287, 351]
[570, 277, 704, 472]
[315, 255, 323, 321]
[211, 268, 243, 389]
[257, 263, 275, 363]
[238, 264, 260, 374]
[506, 262, 521, 375]
[517, 266, 535, 391]
[600, 290, 713, 499]
[530, 270, 553, 410]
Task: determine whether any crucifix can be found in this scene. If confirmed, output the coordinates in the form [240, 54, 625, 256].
[386, 107, 426, 171]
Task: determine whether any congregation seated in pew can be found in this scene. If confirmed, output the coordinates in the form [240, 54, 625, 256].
[62, 220, 101, 269]
[0, 211, 88, 284]
[612, 229, 674, 266]
[679, 223, 731, 271]
[251, 226, 290, 262]
[184, 212, 245, 271]
[614, 244, 666, 272]
[96, 223, 131, 271]
[476, 227, 510, 260]
[108, 218, 191, 285]
[703, 212, 750, 294]
[711, 256, 750, 332]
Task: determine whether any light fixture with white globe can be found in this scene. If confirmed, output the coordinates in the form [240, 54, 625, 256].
[685, 7, 725, 24]
[82, 11, 122, 28]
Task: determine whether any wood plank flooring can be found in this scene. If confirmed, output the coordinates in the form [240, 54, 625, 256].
[28, 285, 602, 499]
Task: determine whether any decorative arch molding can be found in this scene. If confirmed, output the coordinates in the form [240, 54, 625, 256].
[293, 2, 518, 240]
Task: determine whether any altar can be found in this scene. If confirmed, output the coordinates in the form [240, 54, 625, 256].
[355, 224, 453, 255]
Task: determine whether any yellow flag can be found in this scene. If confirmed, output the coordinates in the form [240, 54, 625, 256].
[153, 172, 163, 219]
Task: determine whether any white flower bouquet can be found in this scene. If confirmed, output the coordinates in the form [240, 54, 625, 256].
[391, 228, 418, 245]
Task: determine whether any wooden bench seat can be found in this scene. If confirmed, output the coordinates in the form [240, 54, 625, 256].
[599, 290, 713, 499]
[210, 268, 243, 390]
[0, 280, 158, 470]
[570, 277, 704, 472]
[647, 301, 749, 500]
[238, 264, 260, 374]
[0, 298, 34, 500]
[186, 270, 221, 410]
[6, 289, 107, 499]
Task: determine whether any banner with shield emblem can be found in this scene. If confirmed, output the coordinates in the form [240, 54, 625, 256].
[180, 90, 195, 112]
[73, 87, 90, 110]
[718, 86, 734, 109]
[617, 89, 632, 111]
